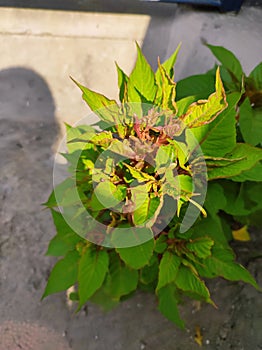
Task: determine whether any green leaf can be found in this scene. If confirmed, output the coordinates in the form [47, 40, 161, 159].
[116, 240, 154, 270]
[156, 251, 181, 292]
[78, 247, 109, 308]
[155, 144, 175, 170]
[191, 92, 239, 157]
[66, 125, 96, 153]
[44, 179, 77, 209]
[176, 96, 197, 116]
[107, 139, 137, 159]
[245, 183, 262, 212]
[42, 250, 79, 298]
[46, 210, 81, 256]
[128, 43, 157, 103]
[94, 181, 126, 209]
[43, 189, 58, 208]
[112, 228, 154, 269]
[140, 255, 159, 285]
[186, 237, 214, 259]
[239, 98, 262, 146]
[189, 213, 229, 245]
[230, 161, 262, 182]
[154, 235, 168, 254]
[158, 284, 185, 328]
[124, 163, 155, 183]
[222, 182, 254, 216]
[71, 77, 118, 124]
[107, 254, 138, 299]
[155, 43, 181, 82]
[133, 194, 161, 226]
[90, 283, 119, 311]
[202, 245, 259, 289]
[207, 143, 262, 180]
[180, 68, 227, 128]
[175, 266, 213, 304]
[249, 62, 262, 90]
[206, 44, 243, 82]
[176, 74, 215, 101]
[130, 183, 150, 209]
[116, 63, 128, 102]
[204, 183, 227, 215]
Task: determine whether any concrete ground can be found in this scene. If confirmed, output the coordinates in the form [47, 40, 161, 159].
[0, 3, 262, 350]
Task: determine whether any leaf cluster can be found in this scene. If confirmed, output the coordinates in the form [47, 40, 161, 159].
[43, 43, 262, 328]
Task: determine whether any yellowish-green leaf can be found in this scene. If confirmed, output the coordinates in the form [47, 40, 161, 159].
[133, 194, 161, 226]
[155, 43, 181, 82]
[124, 163, 155, 182]
[128, 43, 157, 103]
[190, 92, 239, 157]
[71, 77, 118, 124]
[156, 62, 177, 112]
[180, 68, 227, 128]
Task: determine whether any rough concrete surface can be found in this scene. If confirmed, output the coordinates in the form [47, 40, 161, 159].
[0, 3, 262, 350]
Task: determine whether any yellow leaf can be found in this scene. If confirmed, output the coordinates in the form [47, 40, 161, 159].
[194, 325, 203, 347]
[232, 225, 251, 241]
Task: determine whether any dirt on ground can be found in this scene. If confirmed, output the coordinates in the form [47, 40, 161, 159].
[0, 67, 261, 350]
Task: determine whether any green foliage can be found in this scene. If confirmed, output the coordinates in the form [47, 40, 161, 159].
[44, 43, 261, 328]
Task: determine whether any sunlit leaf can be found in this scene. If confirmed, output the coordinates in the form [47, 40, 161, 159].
[190, 92, 239, 157]
[180, 68, 227, 128]
[155, 62, 177, 112]
[155, 43, 181, 82]
[71, 77, 117, 124]
[128, 43, 157, 103]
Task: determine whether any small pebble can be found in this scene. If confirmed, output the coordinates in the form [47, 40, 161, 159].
[140, 341, 146, 349]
